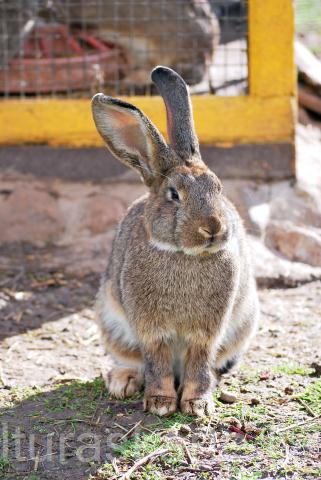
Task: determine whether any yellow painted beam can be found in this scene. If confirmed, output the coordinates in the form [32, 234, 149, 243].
[248, 0, 295, 97]
[0, 0, 296, 151]
[0, 96, 294, 147]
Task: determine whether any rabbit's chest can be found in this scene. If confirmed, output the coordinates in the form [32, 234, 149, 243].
[123, 248, 237, 334]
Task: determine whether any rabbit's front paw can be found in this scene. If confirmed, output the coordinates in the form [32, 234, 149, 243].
[103, 367, 143, 399]
[144, 395, 177, 417]
[180, 396, 214, 417]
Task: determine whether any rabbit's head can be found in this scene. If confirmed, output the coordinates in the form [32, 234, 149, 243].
[92, 66, 236, 256]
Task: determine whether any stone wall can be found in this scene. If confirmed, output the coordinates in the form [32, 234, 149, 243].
[0, 125, 320, 283]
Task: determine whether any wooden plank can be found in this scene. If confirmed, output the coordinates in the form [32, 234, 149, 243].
[298, 86, 321, 115]
[248, 0, 295, 97]
[202, 143, 295, 180]
[0, 143, 295, 181]
[295, 39, 321, 90]
[0, 96, 295, 147]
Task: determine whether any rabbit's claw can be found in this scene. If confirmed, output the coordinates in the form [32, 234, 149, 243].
[144, 395, 177, 417]
[103, 367, 143, 399]
[180, 396, 214, 417]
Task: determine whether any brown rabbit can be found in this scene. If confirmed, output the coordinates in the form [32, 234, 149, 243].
[0, 1, 219, 87]
[92, 66, 259, 417]
[59, 0, 219, 87]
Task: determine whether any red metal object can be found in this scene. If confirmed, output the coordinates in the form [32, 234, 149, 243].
[0, 23, 127, 93]
[229, 425, 256, 441]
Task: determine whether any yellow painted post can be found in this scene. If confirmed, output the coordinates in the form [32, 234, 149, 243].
[0, 0, 296, 170]
[248, 0, 296, 97]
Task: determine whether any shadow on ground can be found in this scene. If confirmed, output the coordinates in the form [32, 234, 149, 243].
[0, 243, 99, 342]
[0, 378, 146, 479]
[0, 374, 320, 480]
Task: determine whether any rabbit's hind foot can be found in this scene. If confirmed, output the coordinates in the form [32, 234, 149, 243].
[144, 374, 177, 417]
[103, 366, 143, 399]
[180, 381, 215, 417]
[144, 394, 177, 417]
[180, 395, 214, 417]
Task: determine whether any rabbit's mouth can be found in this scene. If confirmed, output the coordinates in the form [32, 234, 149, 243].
[204, 228, 229, 250]
[204, 236, 229, 254]
[149, 236, 229, 256]
[206, 238, 223, 249]
[180, 234, 230, 256]
[149, 230, 231, 256]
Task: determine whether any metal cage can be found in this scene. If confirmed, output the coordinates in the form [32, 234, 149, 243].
[0, 1, 248, 97]
[0, 0, 295, 180]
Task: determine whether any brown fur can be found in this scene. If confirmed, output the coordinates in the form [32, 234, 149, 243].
[103, 367, 143, 400]
[63, 0, 219, 87]
[91, 67, 259, 416]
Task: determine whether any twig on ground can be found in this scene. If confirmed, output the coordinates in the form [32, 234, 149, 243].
[213, 429, 218, 444]
[82, 333, 100, 346]
[25, 346, 54, 350]
[91, 392, 103, 423]
[36, 417, 102, 427]
[296, 397, 318, 417]
[140, 425, 154, 434]
[264, 407, 279, 418]
[114, 422, 129, 433]
[95, 414, 102, 426]
[119, 420, 143, 442]
[182, 440, 194, 465]
[33, 450, 41, 471]
[112, 457, 120, 475]
[5, 340, 20, 359]
[120, 448, 170, 480]
[179, 465, 215, 473]
[27, 450, 58, 462]
[0, 267, 25, 288]
[205, 419, 213, 437]
[0, 366, 8, 387]
[273, 415, 321, 434]
[282, 443, 290, 467]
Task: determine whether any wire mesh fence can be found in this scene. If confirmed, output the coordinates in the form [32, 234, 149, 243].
[0, 0, 248, 98]
[295, 0, 321, 58]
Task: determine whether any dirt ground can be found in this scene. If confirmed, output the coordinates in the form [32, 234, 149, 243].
[0, 244, 320, 480]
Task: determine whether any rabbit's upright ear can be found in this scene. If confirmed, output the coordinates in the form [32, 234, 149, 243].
[92, 94, 171, 189]
[152, 66, 201, 163]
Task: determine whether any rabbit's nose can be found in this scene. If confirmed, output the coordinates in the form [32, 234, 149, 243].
[198, 226, 213, 239]
[198, 219, 222, 239]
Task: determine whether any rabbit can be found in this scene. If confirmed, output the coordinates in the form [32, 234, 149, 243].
[1, 1, 219, 85]
[91, 66, 259, 417]
[58, 0, 219, 88]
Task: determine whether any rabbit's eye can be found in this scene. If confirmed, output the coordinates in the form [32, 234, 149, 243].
[168, 187, 180, 202]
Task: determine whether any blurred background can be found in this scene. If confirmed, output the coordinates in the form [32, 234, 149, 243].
[0, 0, 247, 96]
[0, 2, 320, 479]
[0, 0, 320, 269]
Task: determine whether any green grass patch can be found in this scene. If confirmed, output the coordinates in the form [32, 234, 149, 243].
[140, 464, 166, 480]
[92, 462, 115, 479]
[225, 441, 257, 455]
[1, 377, 107, 411]
[295, 379, 321, 415]
[296, 0, 321, 55]
[114, 430, 183, 466]
[230, 468, 262, 480]
[216, 401, 269, 425]
[155, 412, 195, 429]
[296, 0, 321, 33]
[0, 377, 111, 442]
[0, 457, 11, 473]
[114, 432, 163, 459]
[272, 363, 314, 376]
